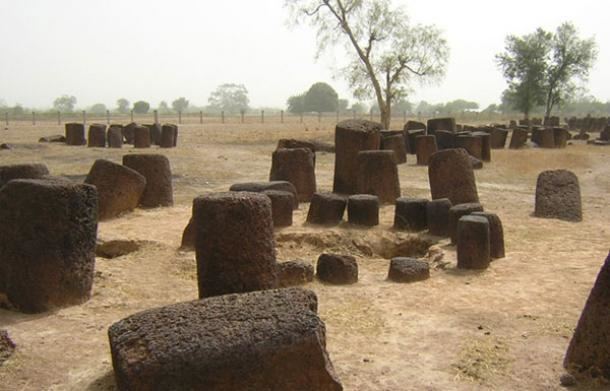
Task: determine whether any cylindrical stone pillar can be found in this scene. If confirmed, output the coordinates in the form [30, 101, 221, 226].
[472, 211, 505, 259]
[65, 122, 86, 146]
[262, 190, 294, 228]
[428, 148, 479, 205]
[0, 179, 98, 313]
[394, 197, 428, 231]
[381, 134, 407, 164]
[122, 154, 173, 208]
[457, 215, 490, 270]
[333, 119, 382, 194]
[306, 193, 347, 226]
[269, 148, 316, 202]
[347, 194, 379, 226]
[455, 135, 483, 159]
[448, 202, 484, 244]
[415, 135, 438, 165]
[426, 198, 452, 237]
[472, 132, 491, 161]
[88, 123, 107, 147]
[145, 123, 162, 145]
[193, 192, 278, 298]
[123, 122, 137, 144]
[509, 128, 528, 149]
[107, 125, 123, 148]
[133, 126, 151, 148]
[355, 150, 400, 204]
[160, 124, 176, 148]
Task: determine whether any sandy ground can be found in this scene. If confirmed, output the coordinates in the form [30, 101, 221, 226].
[0, 120, 609, 391]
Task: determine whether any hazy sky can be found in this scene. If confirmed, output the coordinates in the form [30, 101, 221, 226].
[1, 0, 609, 110]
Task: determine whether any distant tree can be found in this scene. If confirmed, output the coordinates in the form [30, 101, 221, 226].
[338, 98, 349, 112]
[350, 102, 368, 114]
[481, 103, 499, 114]
[208, 83, 249, 113]
[158, 101, 171, 114]
[415, 100, 436, 116]
[89, 103, 107, 114]
[116, 98, 130, 114]
[172, 97, 189, 113]
[542, 22, 597, 119]
[287, 94, 306, 114]
[392, 99, 413, 114]
[303, 82, 338, 113]
[442, 99, 479, 113]
[286, 0, 449, 129]
[12, 105, 25, 116]
[53, 95, 77, 112]
[496, 28, 551, 120]
[133, 100, 150, 114]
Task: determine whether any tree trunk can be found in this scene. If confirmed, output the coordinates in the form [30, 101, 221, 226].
[380, 104, 390, 130]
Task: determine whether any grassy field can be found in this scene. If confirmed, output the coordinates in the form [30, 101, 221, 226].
[0, 120, 609, 390]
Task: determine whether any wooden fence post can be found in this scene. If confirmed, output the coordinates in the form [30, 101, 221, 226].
[241, 110, 245, 123]
[130, 110, 134, 122]
[154, 110, 159, 124]
[281, 110, 284, 123]
[200, 110, 203, 124]
[83, 110, 87, 127]
[5, 112, 9, 126]
[178, 110, 182, 124]
[318, 112, 321, 123]
[221, 111, 225, 124]
[261, 110, 265, 124]
[32, 111, 36, 125]
[57, 111, 61, 125]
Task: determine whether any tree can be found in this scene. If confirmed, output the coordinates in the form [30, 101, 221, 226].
[286, 0, 449, 129]
[116, 98, 130, 114]
[172, 97, 189, 113]
[89, 103, 107, 114]
[415, 100, 436, 116]
[287, 94, 306, 114]
[350, 102, 367, 113]
[53, 95, 77, 112]
[208, 83, 249, 113]
[440, 99, 479, 113]
[304, 82, 338, 113]
[543, 22, 597, 119]
[338, 98, 349, 112]
[133, 100, 150, 114]
[496, 28, 551, 120]
[158, 101, 171, 114]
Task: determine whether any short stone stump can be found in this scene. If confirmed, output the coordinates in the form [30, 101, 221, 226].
[277, 261, 315, 287]
[316, 254, 358, 285]
[145, 123, 162, 145]
[457, 215, 490, 270]
[180, 217, 195, 250]
[490, 128, 508, 149]
[122, 122, 137, 144]
[123, 154, 173, 208]
[160, 124, 177, 148]
[262, 189, 295, 228]
[0, 163, 49, 189]
[108, 288, 342, 391]
[394, 197, 428, 231]
[0, 179, 97, 313]
[193, 192, 278, 298]
[387, 257, 430, 283]
[306, 193, 347, 226]
[355, 150, 400, 204]
[426, 198, 452, 237]
[84, 159, 146, 220]
[347, 194, 379, 227]
[534, 169, 582, 222]
[455, 135, 483, 159]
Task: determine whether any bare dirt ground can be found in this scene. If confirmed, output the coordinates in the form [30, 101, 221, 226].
[0, 120, 609, 391]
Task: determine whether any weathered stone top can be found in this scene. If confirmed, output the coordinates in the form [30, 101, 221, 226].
[336, 119, 383, 133]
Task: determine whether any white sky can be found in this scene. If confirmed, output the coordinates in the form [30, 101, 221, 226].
[1, 0, 609, 109]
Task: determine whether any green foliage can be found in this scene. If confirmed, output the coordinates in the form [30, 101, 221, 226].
[133, 100, 150, 114]
[287, 94, 306, 114]
[496, 22, 597, 119]
[158, 101, 171, 114]
[350, 102, 368, 114]
[338, 99, 349, 112]
[53, 95, 77, 112]
[208, 83, 249, 113]
[89, 103, 107, 114]
[304, 82, 338, 113]
[286, 0, 449, 128]
[116, 98, 130, 114]
[172, 97, 189, 113]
